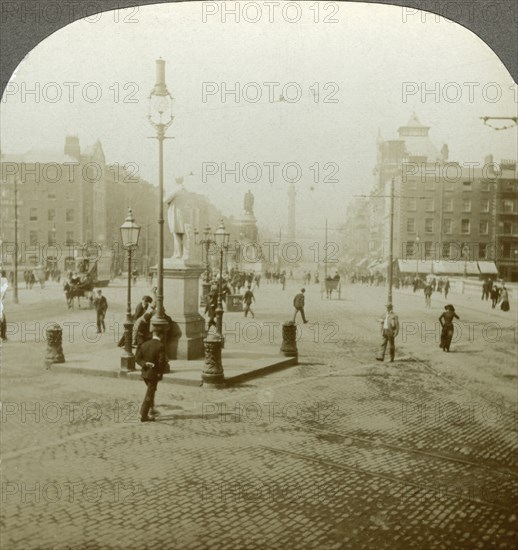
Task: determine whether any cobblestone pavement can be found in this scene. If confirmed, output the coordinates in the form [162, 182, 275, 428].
[1, 279, 517, 549]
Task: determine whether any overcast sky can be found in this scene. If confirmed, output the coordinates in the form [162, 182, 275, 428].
[1, 1, 516, 237]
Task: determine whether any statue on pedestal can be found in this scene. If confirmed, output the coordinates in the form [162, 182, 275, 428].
[166, 177, 190, 262]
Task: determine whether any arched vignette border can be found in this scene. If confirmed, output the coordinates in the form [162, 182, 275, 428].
[0, 0, 517, 97]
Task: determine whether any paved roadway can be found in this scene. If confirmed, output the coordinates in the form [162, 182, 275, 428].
[1, 277, 517, 549]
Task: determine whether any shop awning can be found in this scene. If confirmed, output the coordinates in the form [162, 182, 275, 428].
[477, 261, 498, 274]
[438, 260, 479, 275]
[397, 260, 434, 274]
[371, 261, 388, 273]
[356, 258, 369, 268]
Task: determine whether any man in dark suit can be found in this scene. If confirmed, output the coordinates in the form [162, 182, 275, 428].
[135, 329, 168, 422]
[93, 290, 108, 333]
[292, 288, 308, 324]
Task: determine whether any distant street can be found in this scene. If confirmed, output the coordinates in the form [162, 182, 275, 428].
[1, 275, 516, 549]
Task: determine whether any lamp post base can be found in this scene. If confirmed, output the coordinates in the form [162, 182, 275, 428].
[121, 321, 136, 372]
[280, 321, 298, 357]
[201, 333, 225, 388]
[120, 355, 136, 373]
[152, 317, 171, 373]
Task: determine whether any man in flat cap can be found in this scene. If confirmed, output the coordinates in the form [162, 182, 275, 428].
[376, 303, 399, 363]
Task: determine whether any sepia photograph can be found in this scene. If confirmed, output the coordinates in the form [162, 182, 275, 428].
[1, 1, 517, 548]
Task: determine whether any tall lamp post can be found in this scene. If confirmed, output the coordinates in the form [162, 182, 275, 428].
[194, 223, 214, 306]
[214, 219, 230, 336]
[120, 208, 141, 372]
[148, 58, 174, 338]
[462, 243, 469, 278]
[201, 219, 229, 388]
[415, 233, 420, 281]
[13, 175, 19, 304]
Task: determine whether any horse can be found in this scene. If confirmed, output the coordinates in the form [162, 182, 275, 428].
[64, 281, 94, 309]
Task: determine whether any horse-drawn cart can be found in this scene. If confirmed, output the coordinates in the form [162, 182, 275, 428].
[321, 277, 341, 299]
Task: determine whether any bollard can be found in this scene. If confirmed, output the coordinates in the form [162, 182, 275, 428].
[280, 321, 298, 357]
[201, 332, 225, 388]
[45, 323, 65, 367]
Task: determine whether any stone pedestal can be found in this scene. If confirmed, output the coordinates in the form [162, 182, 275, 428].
[163, 260, 205, 360]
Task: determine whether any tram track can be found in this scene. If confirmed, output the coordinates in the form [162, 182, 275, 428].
[177, 426, 516, 513]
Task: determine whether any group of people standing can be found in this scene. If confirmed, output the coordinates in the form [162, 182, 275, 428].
[482, 278, 510, 311]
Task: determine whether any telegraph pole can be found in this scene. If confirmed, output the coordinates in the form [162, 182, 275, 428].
[13, 176, 19, 304]
[387, 176, 394, 304]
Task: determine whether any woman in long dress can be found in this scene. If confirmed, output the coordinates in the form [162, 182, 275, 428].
[500, 286, 510, 312]
[439, 304, 460, 352]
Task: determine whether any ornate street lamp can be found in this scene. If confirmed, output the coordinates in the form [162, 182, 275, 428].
[214, 219, 230, 336]
[120, 208, 141, 372]
[194, 223, 214, 306]
[148, 58, 174, 339]
[201, 219, 229, 388]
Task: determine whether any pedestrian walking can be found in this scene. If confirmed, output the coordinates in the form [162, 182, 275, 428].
[376, 303, 399, 363]
[500, 286, 510, 312]
[243, 285, 255, 318]
[280, 272, 286, 290]
[133, 309, 153, 350]
[481, 279, 490, 300]
[293, 288, 308, 324]
[93, 290, 108, 333]
[1, 270, 8, 342]
[424, 283, 432, 308]
[135, 328, 167, 422]
[490, 285, 500, 309]
[443, 278, 450, 299]
[439, 304, 459, 352]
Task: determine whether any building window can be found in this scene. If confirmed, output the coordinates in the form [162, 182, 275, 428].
[503, 200, 514, 213]
[29, 231, 38, 246]
[443, 197, 453, 212]
[66, 209, 75, 222]
[462, 198, 471, 212]
[442, 242, 450, 259]
[406, 178, 416, 190]
[443, 219, 452, 234]
[479, 220, 489, 235]
[66, 231, 74, 245]
[479, 243, 487, 259]
[405, 242, 415, 258]
[407, 218, 415, 233]
[48, 209, 56, 221]
[461, 219, 470, 234]
[425, 218, 434, 233]
[424, 242, 433, 259]
[30, 208, 38, 221]
[425, 198, 434, 212]
[481, 199, 490, 212]
[407, 198, 417, 211]
[48, 191, 56, 200]
[503, 222, 512, 235]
